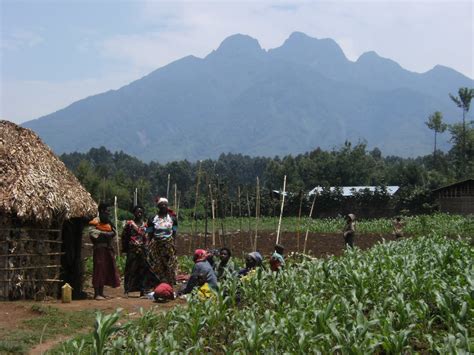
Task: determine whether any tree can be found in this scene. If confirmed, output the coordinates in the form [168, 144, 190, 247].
[448, 122, 474, 177]
[425, 111, 447, 163]
[449, 88, 474, 170]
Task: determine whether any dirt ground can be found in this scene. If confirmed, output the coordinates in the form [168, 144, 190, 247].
[0, 286, 186, 354]
[176, 231, 398, 258]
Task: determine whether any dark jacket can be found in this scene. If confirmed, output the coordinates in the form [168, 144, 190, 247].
[182, 260, 218, 294]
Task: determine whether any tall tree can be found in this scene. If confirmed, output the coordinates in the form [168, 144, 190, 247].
[449, 87, 474, 170]
[425, 111, 447, 163]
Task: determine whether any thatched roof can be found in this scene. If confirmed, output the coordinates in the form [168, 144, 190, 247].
[0, 120, 97, 224]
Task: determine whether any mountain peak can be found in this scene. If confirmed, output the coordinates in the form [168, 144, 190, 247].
[357, 51, 402, 70]
[357, 51, 380, 61]
[287, 31, 313, 41]
[270, 32, 347, 63]
[211, 34, 263, 57]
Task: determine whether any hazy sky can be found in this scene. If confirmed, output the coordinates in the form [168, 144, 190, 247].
[1, 0, 473, 124]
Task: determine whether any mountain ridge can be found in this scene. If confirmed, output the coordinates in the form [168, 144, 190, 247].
[22, 32, 473, 162]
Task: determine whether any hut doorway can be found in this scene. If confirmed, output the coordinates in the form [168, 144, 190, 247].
[61, 218, 87, 299]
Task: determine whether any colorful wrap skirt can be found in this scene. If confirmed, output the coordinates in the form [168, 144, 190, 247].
[147, 237, 177, 285]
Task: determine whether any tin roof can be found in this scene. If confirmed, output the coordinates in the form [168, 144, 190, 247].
[308, 186, 400, 196]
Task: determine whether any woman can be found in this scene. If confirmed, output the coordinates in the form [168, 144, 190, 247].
[121, 205, 148, 297]
[216, 247, 235, 280]
[86, 203, 121, 300]
[343, 213, 356, 248]
[238, 251, 263, 278]
[180, 249, 218, 295]
[147, 197, 178, 285]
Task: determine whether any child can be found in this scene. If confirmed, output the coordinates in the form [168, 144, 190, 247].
[392, 217, 404, 239]
[270, 244, 285, 272]
[343, 214, 356, 248]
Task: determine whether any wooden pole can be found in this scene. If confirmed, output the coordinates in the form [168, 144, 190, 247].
[246, 190, 251, 248]
[254, 177, 260, 251]
[303, 192, 317, 255]
[166, 174, 171, 199]
[238, 185, 242, 240]
[114, 196, 120, 254]
[173, 183, 177, 211]
[211, 199, 216, 247]
[204, 187, 209, 249]
[276, 175, 287, 245]
[176, 191, 181, 220]
[296, 190, 304, 252]
[133, 188, 138, 207]
[190, 161, 202, 253]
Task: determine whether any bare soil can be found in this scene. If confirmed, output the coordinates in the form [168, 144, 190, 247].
[176, 231, 399, 258]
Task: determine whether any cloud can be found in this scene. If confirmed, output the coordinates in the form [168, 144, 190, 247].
[0, 72, 142, 123]
[1, 29, 44, 51]
[98, 1, 473, 78]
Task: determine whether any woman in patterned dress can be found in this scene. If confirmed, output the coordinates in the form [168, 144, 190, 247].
[146, 197, 178, 285]
[121, 205, 148, 297]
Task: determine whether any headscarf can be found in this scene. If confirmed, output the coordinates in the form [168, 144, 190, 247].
[347, 214, 356, 222]
[247, 251, 263, 266]
[194, 249, 208, 263]
[156, 197, 169, 205]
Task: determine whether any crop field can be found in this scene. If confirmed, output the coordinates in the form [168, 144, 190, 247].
[58, 221, 473, 353]
[175, 213, 473, 257]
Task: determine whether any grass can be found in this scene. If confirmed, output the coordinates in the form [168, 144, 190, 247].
[0, 305, 95, 354]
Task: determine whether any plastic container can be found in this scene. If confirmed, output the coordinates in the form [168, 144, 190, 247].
[61, 283, 73, 303]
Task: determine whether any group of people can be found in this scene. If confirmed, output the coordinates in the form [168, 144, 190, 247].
[153, 244, 286, 302]
[342, 213, 405, 248]
[85, 197, 286, 301]
[86, 201, 404, 301]
[85, 197, 178, 300]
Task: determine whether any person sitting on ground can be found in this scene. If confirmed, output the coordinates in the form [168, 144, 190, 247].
[392, 217, 404, 239]
[216, 247, 235, 280]
[270, 244, 285, 272]
[179, 249, 218, 295]
[196, 272, 217, 301]
[153, 282, 175, 302]
[343, 213, 356, 248]
[238, 251, 263, 279]
[86, 203, 121, 300]
[206, 249, 219, 269]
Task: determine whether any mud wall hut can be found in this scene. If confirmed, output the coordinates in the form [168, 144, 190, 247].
[0, 120, 97, 300]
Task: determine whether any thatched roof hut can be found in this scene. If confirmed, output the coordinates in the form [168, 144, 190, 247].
[1, 120, 97, 224]
[0, 120, 98, 300]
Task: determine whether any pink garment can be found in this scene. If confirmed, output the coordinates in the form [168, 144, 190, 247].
[154, 283, 174, 299]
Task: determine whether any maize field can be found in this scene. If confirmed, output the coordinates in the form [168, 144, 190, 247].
[61, 232, 473, 353]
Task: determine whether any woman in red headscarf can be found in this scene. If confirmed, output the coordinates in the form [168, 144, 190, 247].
[179, 249, 218, 295]
[146, 197, 178, 285]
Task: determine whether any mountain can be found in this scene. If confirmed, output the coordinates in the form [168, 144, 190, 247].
[22, 32, 474, 162]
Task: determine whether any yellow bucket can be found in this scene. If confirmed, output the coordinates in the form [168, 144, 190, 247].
[61, 283, 73, 303]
